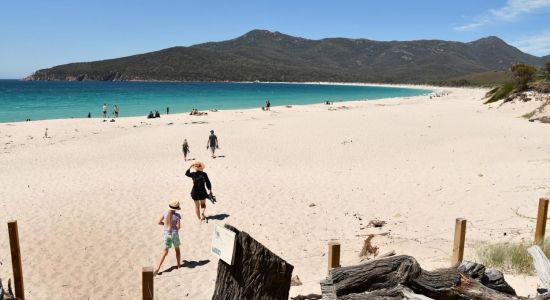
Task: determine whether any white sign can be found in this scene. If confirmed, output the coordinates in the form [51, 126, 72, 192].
[211, 225, 236, 265]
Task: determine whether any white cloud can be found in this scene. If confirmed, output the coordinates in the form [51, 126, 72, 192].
[490, 0, 550, 21]
[455, 0, 550, 31]
[512, 31, 550, 56]
[454, 19, 489, 31]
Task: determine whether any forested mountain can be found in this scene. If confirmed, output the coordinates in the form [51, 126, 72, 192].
[25, 30, 549, 84]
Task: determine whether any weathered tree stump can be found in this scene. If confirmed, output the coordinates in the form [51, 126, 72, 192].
[212, 224, 294, 300]
[320, 255, 550, 299]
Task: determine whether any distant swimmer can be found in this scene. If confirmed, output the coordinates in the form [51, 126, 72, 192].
[206, 130, 218, 158]
[154, 200, 182, 275]
[182, 139, 190, 161]
[102, 103, 107, 118]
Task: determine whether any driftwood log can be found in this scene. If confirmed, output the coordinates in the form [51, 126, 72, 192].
[320, 255, 550, 299]
[212, 224, 294, 300]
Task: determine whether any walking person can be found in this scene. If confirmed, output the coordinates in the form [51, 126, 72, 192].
[206, 130, 218, 158]
[182, 139, 190, 161]
[185, 162, 212, 222]
[102, 103, 107, 118]
[266, 99, 271, 111]
[113, 104, 119, 118]
[167, 106, 170, 115]
[154, 200, 182, 275]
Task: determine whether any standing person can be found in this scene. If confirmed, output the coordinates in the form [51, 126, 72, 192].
[114, 105, 119, 118]
[182, 139, 190, 161]
[167, 106, 170, 115]
[185, 162, 212, 222]
[154, 200, 182, 275]
[266, 99, 271, 111]
[102, 103, 107, 118]
[206, 130, 218, 158]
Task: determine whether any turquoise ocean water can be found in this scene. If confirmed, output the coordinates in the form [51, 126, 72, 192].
[0, 80, 431, 123]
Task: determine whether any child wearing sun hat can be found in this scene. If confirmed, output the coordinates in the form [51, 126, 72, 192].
[154, 200, 182, 275]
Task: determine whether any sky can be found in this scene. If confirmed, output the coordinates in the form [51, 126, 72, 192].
[1, 0, 549, 78]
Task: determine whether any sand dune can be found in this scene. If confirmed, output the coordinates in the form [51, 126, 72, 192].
[1, 86, 549, 299]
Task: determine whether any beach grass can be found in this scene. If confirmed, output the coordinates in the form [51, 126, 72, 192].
[484, 82, 515, 104]
[522, 110, 537, 119]
[477, 242, 550, 274]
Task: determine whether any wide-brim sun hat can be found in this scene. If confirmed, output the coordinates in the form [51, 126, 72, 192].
[194, 161, 205, 171]
[169, 200, 181, 210]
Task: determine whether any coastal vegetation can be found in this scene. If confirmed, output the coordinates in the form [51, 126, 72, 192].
[484, 62, 550, 104]
[447, 70, 513, 87]
[511, 64, 538, 90]
[477, 242, 550, 274]
[485, 82, 516, 103]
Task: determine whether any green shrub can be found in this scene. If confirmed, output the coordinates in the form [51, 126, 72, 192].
[522, 110, 536, 119]
[477, 242, 550, 274]
[511, 64, 537, 90]
[484, 82, 515, 104]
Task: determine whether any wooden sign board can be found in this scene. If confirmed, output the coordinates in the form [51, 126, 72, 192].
[211, 225, 236, 265]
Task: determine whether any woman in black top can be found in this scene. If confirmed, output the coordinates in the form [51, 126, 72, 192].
[185, 162, 212, 222]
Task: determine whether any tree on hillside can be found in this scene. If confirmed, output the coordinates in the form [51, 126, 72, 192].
[545, 62, 550, 79]
[511, 64, 537, 90]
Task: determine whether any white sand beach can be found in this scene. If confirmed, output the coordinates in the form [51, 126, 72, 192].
[1, 86, 549, 299]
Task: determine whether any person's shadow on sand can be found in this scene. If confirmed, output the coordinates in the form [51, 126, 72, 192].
[159, 259, 211, 274]
[206, 213, 230, 221]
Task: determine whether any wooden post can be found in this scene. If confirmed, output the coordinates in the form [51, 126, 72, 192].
[8, 220, 24, 300]
[451, 218, 467, 265]
[328, 241, 341, 275]
[535, 198, 549, 244]
[142, 266, 154, 300]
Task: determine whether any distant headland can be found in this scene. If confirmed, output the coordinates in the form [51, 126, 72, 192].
[25, 29, 550, 84]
